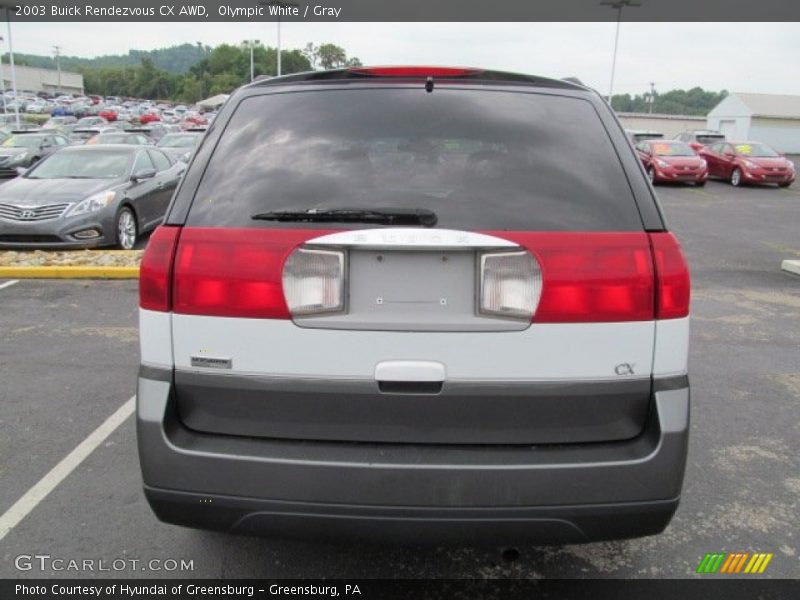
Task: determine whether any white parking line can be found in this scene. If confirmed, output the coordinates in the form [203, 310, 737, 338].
[0, 396, 136, 542]
[0, 279, 19, 290]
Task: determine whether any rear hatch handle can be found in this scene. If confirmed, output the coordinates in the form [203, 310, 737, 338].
[375, 360, 446, 395]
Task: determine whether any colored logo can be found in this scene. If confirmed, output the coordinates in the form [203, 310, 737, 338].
[697, 552, 773, 574]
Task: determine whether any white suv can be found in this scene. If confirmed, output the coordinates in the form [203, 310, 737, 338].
[137, 66, 691, 543]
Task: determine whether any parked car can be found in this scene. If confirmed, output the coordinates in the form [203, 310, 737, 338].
[44, 116, 78, 129]
[156, 131, 202, 161]
[0, 122, 39, 133]
[698, 141, 795, 187]
[25, 100, 52, 114]
[139, 112, 161, 124]
[69, 126, 119, 143]
[636, 140, 708, 186]
[181, 113, 208, 128]
[0, 145, 184, 249]
[673, 130, 726, 151]
[98, 108, 118, 122]
[136, 66, 691, 543]
[123, 124, 168, 142]
[87, 132, 152, 146]
[75, 116, 109, 128]
[0, 132, 69, 176]
[626, 130, 664, 144]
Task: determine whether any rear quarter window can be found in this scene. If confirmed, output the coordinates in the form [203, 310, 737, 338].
[186, 87, 644, 231]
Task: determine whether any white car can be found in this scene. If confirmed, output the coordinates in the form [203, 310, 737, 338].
[137, 66, 691, 544]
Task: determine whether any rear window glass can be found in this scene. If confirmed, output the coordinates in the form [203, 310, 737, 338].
[696, 134, 725, 145]
[187, 88, 642, 231]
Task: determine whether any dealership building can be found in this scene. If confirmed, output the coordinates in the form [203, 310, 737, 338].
[0, 63, 84, 95]
[706, 92, 800, 153]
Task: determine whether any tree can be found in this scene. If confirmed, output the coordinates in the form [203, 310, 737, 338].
[305, 43, 362, 70]
[611, 87, 727, 116]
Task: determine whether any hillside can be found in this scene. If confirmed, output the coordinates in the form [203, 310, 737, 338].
[14, 43, 208, 75]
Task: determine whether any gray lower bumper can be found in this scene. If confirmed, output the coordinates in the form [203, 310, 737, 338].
[0, 213, 113, 248]
[137, 367, 690, 542]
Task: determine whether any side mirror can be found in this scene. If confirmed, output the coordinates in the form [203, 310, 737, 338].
[723, 152, 735, 158]
[132, 168, 156, 181]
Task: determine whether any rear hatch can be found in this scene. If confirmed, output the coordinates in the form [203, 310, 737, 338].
[156, 73, 674, 446]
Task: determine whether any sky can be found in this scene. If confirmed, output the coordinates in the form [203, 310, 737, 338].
[4, 21, 800, 96]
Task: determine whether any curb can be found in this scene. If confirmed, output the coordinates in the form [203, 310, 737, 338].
[0, 266, 140, 279]
[781, 259, 800, 276]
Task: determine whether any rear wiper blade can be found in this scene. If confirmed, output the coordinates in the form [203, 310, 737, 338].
[251, 207, 438, 227]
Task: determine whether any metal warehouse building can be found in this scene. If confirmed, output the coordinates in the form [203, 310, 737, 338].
[616, 112, 706, 139]
[707, 92, 800, 153]
[0, 64, 84, 95]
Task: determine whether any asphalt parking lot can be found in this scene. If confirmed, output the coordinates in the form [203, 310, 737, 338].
[1, 180, 798, 579]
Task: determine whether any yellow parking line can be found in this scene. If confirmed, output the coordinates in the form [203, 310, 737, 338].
[0, 266, 139, 279]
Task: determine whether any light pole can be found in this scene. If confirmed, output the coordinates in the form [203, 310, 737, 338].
[53, 45, 62, 95]
[0, 37, 6, 117]
[244, 40, 260, 82]
[5, 9, 19, 128]
[600, 0, 641, 106]
[261, 0, 299, 77]
[647, 81, 656, 113]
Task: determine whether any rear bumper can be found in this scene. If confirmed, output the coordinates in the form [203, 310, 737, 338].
[137, 366, 690, 543]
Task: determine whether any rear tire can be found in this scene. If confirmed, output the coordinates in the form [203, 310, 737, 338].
[778, 182, 791, 188]
[647, 167, 657, 185]
[730, 168, 742, 187]
[115, 206, 138, 250]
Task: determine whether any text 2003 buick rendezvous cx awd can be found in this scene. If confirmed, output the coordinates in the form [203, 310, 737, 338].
[136, 67, 690, 543]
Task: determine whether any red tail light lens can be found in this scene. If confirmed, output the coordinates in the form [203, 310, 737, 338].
[649, 232, 691, 319]
[171, 228, 333, 319]
[139, 225, 180, 312]
[348, 66, 481, 78]
[489, 232, 656, 322]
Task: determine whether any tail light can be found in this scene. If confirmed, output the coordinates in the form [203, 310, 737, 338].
[649, 232, 691, 319]
[170, 228, 332, 319]
[139, 225, 180, 312]
[283, 248, 345, 316]
[490, 232, 656, 323]
[479, 250, 542, 319]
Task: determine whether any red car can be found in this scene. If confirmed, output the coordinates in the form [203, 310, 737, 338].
[181, 114, 208, 128]
[636, 140, 708, 186]
[98, 109, 118, 122]
[699, 141, 795, 187]
[140, 112, 161, 124]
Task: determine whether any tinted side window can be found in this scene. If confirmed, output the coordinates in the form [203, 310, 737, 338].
[187, 88, 644, 231]
[132, 151, 155, 173]
[148, 149, 172, 171]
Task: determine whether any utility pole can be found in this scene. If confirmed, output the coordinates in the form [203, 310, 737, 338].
[600, 1, 642, 106]
[648, 81, 656, 113]
[53, 45, 62, 95]
[5, 10, 20, 128]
